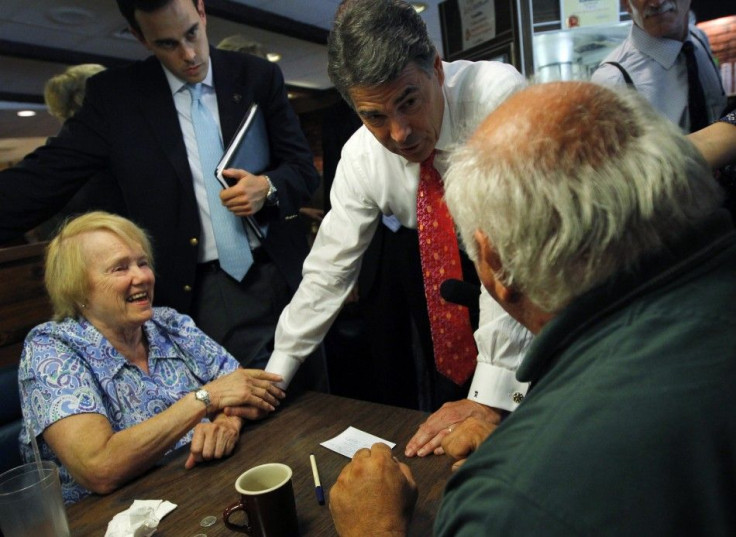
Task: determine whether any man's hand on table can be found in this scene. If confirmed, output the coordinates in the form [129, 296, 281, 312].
[329, 443, 417, 537]
[441, 416, 496, 471]
[404, 398, 503, 457]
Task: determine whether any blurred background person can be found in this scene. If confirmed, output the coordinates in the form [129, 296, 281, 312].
[28, 64, 127, 242]
[591, 0, 726, 133]
[216, 34, 268, 59]
[19, 212, 284, 503]
[44, 64, 106, 122]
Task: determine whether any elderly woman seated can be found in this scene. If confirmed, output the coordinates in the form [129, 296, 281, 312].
[18, 212, 284, 503]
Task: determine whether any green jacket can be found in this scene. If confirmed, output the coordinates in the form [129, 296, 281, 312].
[436, 211, 736, 536]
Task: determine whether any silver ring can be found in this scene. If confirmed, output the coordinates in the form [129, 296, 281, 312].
[447, 426, 453, 433]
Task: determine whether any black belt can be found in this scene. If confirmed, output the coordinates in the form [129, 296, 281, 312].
[197, 248, 270, 273]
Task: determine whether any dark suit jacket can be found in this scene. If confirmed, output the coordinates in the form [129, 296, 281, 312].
[0, 48, 320, 313]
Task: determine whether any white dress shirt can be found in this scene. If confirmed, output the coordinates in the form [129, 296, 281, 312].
[591, 23, 726, 132]
[267, 60, 533, 411]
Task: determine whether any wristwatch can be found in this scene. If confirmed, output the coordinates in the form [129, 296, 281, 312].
[264, 175, 278, 206]
[193, 388, 211, 412]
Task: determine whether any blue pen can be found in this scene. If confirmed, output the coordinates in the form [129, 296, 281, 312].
[310, 453, 325, 505]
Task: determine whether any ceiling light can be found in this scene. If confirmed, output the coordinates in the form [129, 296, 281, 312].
[412, 2, 427, 13]
[267, 52, 282, 63]
[17, 110, 36, 118]
[47, 7, 95, 26]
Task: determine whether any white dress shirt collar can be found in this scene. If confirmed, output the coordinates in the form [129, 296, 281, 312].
[630, 22, 683, 70]
[162, 61, 215, 96]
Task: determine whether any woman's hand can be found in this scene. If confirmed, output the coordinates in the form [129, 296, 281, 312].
[185, 414, 242, 469]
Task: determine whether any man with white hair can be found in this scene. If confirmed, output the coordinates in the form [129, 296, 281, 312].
[328, 81, 736, 536]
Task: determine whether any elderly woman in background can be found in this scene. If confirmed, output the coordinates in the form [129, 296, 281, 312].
[18, 212, 285, 503]
[28, 64, 126, 242]
[44, 63, 106, 121]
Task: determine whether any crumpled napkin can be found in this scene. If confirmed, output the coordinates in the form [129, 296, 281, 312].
[104, 499, 177, 537]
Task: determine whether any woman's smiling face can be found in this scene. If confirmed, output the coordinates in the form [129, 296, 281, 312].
[81, 230, 155, 335]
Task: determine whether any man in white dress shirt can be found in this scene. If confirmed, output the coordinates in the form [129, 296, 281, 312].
[591, 0, 725, 132]
[262, 0, 532, 456]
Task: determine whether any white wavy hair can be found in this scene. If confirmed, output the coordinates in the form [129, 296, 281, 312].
[444, 81, 724, 313]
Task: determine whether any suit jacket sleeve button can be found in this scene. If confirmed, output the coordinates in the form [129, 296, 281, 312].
[190, 237, 199, 246]
[183, 285, 192, 292]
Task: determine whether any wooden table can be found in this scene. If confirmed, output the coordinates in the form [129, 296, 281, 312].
[66, 391, 452, 536]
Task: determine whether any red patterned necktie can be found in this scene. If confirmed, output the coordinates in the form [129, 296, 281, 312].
[416, 151, 477, 385]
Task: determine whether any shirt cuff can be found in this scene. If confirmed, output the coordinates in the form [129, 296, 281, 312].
[265, 351, 301, 390]
[467, 361, 529, 412]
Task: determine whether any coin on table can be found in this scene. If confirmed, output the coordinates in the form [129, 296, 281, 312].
[200, 515, 217, 527]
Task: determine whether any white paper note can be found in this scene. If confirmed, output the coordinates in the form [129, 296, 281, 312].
[320, 426, 396, 458]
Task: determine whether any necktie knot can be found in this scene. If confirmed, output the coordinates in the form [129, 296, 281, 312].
[421, 150, 437, 171]
[420, 150, 442, 188]
[187, 82, 203, 102]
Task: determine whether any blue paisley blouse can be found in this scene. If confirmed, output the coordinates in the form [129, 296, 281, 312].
[18, 307, 239, 503]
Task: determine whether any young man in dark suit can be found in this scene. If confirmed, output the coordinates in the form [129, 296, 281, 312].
[0, 0, 320, 368]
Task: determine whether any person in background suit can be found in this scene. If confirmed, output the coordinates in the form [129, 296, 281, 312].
[44, 64, 107, 122]
[591, 0, 725, 133]
[0, 0, 320, 371]
[28, 64, 128, 242]
[216, 34, 268, 59]
[329, 81, 736, 537]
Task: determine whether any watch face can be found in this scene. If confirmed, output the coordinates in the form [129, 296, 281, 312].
[195, 389, 211, 407]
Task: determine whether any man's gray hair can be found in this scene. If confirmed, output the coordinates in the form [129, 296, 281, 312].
[444, 81, 724, 313]
[327, 0, 436, 105]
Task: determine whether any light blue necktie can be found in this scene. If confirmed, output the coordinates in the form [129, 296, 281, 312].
[187, 83, 252, 281]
